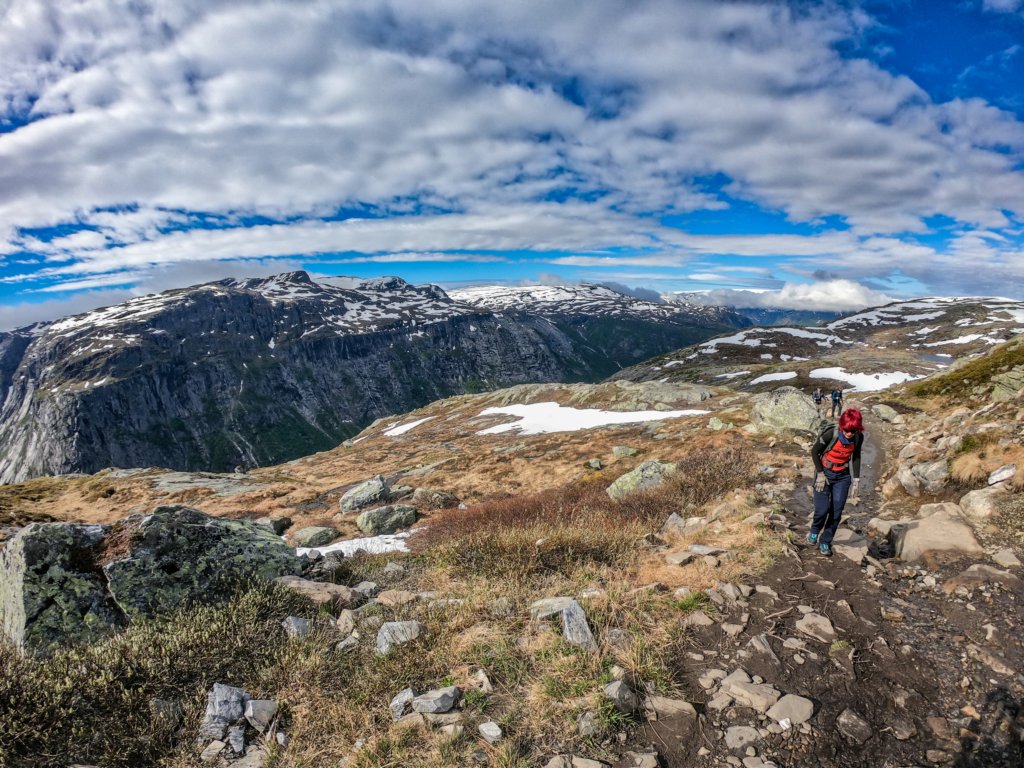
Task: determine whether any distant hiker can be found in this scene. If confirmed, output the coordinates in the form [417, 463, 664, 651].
[830, 388, 843, 417]
[812, 387, 825, 414]
[809, 408, 864, 557]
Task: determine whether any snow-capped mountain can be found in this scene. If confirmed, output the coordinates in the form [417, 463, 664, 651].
[0, 273, 742, 483]
[451, 283, 749, 378]
[613, 297, 1024, 392]
[452, 283, 744, 323]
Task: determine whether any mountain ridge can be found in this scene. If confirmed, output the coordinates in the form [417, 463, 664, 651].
[0, 272, 742, 483]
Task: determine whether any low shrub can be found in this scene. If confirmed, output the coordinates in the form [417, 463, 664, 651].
[0, 581, 312, 768]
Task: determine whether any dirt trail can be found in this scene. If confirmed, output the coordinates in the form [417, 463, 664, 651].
[633, 417, 1024, 768]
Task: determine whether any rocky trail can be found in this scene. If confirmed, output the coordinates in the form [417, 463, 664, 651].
[629, 417, 1024, 768]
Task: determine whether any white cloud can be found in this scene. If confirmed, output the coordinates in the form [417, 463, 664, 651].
[983, 0, 1023, 12]
[680, 279, 897, 312]
[0, 0, 1022, 299]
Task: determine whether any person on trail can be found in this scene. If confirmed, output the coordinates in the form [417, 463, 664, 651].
[809, 408, 864, 557]
[812, 387, 825, 415]
[830, 388, 843, 418]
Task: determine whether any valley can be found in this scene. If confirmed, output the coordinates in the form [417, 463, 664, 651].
[0, 297, 1022, 768]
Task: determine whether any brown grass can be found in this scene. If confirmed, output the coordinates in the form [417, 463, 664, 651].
[951, 454, 988, 486]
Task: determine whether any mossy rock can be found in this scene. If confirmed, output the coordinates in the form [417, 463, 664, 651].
[0, 506, 301, 653]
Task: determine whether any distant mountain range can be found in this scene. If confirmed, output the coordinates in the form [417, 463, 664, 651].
[612, 296, 1024, 392]
[0, 274, 745, 483]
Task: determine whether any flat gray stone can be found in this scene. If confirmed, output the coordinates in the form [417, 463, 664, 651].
[988, 464, 1016, 485]
[992, 548, 1022, 568]
[766, 694, 814, 725]
[478, 721, 502, 744]
[560, 599, 598, 652]
[529, 596, 576, 620]
[244, 699, 278, 733]
[795, 613, 835, 643]
[725, 725, 760, 750]
[726, 682, 780, 713]
[375, 620, 425, 655]
[836, 708, 873, 744]
[412, 686, 461, 714]
[603, 680, 639, 713]
[390, 688, 415, 720]
[281, 616, 310, 638]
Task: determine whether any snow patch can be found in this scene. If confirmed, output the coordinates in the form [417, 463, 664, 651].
[810, 367, 923, 392]
[749, 371, 798, 385]
[296, 531, 413, 557]
[475, 402, 708, 436]
[383, 417, 435, 436]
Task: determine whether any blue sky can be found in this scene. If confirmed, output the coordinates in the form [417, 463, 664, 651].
[1, 0, 1024, 328]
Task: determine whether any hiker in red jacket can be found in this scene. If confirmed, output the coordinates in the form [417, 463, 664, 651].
[808, 408, 864, 556]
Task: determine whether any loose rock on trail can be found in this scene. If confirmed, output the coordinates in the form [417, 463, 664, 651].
[629, 415, 1023, 768]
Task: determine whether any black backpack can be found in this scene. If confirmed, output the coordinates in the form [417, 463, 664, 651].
[814, 423, 840, 456]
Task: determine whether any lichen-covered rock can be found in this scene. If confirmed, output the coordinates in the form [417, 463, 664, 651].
[749, 387, 822, 437]
[103, 506, 301, 621]
[355, 505, 418, 536]
[0, 522, 123, 652]
[990, 366, 1024, 402]
[291, 526, 339, 548]
[872, 404, 900, 423]
[340, 476, 391, 513]
[410, 488, 459, 510]
[606, 460, 676, 500]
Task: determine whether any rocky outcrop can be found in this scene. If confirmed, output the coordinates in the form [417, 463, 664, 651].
[0, 506, 300, 652]
[606, 461, 677, 500]
[0, 273, 741, 484]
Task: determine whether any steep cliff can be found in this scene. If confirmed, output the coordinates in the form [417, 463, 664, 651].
[0, 273, 732, 482]
[451, 284, 749, 377]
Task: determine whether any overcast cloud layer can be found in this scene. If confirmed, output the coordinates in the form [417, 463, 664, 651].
[1, 0, 1024, 324]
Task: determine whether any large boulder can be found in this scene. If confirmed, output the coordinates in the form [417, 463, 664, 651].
[355, 505, 418, 536]
[889, 506, 984, 562]
[0, 523, 124, 653]
[606, 461, 676, 501]
[749, 387, 822, 437]
[1, 507, 302, 653]
[103, 506, 302, 620]
[340, 476, 391, 513]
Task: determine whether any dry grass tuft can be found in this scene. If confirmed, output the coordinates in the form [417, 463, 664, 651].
[952, 454, 988, 486]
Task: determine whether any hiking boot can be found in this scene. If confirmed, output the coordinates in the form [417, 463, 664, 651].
[807, 532, 818, 545]
[819, 542, 833, 557]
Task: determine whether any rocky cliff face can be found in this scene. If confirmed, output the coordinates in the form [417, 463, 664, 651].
[451, 284, 749, 378]
[0, 273, 734, 483]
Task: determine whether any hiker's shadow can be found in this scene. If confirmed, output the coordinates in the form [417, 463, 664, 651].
[952, 685, 1023, 767]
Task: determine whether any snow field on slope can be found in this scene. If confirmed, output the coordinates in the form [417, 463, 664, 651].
[810, 367, 923, 392]
[475, 402, 709, 436]
[749, 371, 798, 385]
[383, 417, 435, 436]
